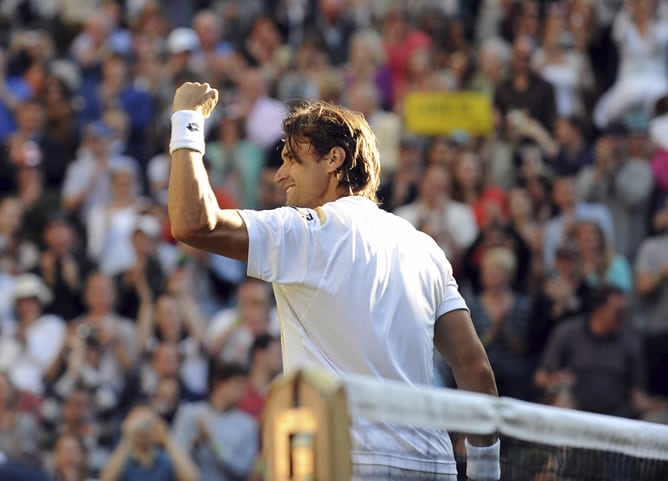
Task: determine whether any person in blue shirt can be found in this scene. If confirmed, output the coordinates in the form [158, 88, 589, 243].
[100, 405, 198, 481]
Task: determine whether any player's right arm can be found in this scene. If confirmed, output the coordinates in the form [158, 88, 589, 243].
[434, 308, 498, 444]
[168, 82, 249, 261]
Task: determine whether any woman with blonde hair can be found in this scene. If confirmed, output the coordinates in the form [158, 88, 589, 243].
[467, 246, 533, 400]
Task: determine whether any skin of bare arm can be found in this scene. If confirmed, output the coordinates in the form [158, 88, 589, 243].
[434, 308, 499, 447]
[168, 82, 250, 260]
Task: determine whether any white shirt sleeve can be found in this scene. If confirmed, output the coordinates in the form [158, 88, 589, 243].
[239, 206, 322, 284]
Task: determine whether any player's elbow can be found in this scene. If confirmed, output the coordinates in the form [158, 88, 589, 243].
[170, 218, 212, 244]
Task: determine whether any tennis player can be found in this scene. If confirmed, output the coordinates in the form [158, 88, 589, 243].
[168, 82, 500, 481]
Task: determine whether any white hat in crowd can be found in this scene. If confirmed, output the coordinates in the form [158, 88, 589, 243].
[166, 27, 199, 54]
[134, 214, 161, 239]
[13, 273, 53, 305]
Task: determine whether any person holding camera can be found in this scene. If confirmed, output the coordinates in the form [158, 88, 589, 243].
[100, 405, 198, 481]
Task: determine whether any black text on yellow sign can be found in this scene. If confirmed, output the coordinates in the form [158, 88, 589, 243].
[404, 92, 493, 136]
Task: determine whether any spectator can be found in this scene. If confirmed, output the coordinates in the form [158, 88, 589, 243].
[80, 52, 154, 163]
[576, 119, 654, 259]
[230, 66, 286, 151]
[237, 334, 282, 420]
[495, 34, 557, 132]
[467, 247, 533, 400]
[461, 219, 532, 295]
[466, 36, 511, 100]
[70, 272, 137, 392]
[529, 243, 592, 366]
[136, 287, 208, 400]
[346, 81, 401, 174]
[377, 134, 423, 212]
[190, 10, 233, 81]
[531, 5, 594, 117]
[171, 362, 258, 481]
[506, 186, 544, 283]
[0, 48, 46, 143]
[634, 203, 668, 398]
[542, 174, 614, 270]
[593, 0, 668, 129]
[204, 113, 265, 209]
[61, 121, 141, 221]
[0, 195, 39, 275]
[49, 433, 93, 481]
[100, 404, 199, 481]
[85, 159, 147, 276]
[548, 116, 593, 176]
[12, 141, 62, 246]
[114, 214, 165, 321]
[38, 385, 110, 476]
[167, 243, 245, 318]
[568, 220, 633, 293]
[206, 277, 276, 367]
[395, 163, 478, 269]
[535, 286, 664, 418]
[451, 149, 508, 228]
[35, 212, 90, 321]
[0, 371, 41, 465]
[0, 273, 65, 399]
[343, 28, 394, 110]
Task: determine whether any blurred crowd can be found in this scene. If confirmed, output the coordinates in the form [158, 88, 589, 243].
[1, 0, 668, 480]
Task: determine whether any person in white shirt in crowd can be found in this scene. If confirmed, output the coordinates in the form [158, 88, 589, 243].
[206, 277, 278, 367]
[167, 82, 499, 480]
[69, 272, 137, 393]
[395, 162, 478, 270]
[228, 66, 286, 151]
[593, 0, 668, 128]
[85, 158, 149, 277]
[0, 273, 65, 399]
[61, 121, 141, 222]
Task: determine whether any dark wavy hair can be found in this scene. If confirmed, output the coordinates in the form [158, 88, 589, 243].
[282, 100, 381, 203]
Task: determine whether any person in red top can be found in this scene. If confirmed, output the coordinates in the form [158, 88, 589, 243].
[237, 334, 282, 420]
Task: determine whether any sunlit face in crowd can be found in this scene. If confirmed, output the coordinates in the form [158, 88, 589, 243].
[453, 152, 482, 190]
[155, 295, 182, 341]
[84, 274, 115, 313]
[573, 222, 605, 253]
[276, 139, 334, 208]
[419, 164, 450, 205]
[238, 280, 271, 335]
[0, 197, 22, 236]
[53, 434, 85, 472]
[507, 188, 532, 220]
[599, 292, 628, 334]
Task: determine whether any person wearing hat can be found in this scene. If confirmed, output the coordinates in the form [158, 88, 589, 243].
[0, 273, 66, 398]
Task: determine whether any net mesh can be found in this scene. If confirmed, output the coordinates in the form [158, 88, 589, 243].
[342, 374, 668, 481]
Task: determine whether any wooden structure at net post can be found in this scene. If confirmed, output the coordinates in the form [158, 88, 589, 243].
[262, 369, 352, 481]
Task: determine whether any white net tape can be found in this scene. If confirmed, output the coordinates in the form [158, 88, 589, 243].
[342, 374, 668, 462]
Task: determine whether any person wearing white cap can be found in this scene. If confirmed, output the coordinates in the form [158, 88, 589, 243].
[0, 273, 66, 397]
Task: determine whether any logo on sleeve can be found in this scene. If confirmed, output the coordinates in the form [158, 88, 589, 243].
[291, 207, 315, 222]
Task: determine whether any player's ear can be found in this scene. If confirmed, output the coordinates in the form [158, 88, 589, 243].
[326, 146, 346, 173]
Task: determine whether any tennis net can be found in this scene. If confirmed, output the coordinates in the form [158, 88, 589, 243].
[263, 370, 668, 481]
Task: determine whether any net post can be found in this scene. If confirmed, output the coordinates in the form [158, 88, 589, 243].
[262, 369, 352, 481]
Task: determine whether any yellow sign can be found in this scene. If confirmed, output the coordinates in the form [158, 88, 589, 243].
[404, 92, 493, 136]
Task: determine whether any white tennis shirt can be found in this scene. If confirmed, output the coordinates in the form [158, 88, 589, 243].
[239, 196, 468, 474]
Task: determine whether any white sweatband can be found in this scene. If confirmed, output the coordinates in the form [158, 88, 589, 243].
[169, 110, 205, 155]
[465, 438, 501, 481]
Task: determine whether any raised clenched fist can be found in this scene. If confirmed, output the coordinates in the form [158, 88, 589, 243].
[172, 82, 219, 118]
